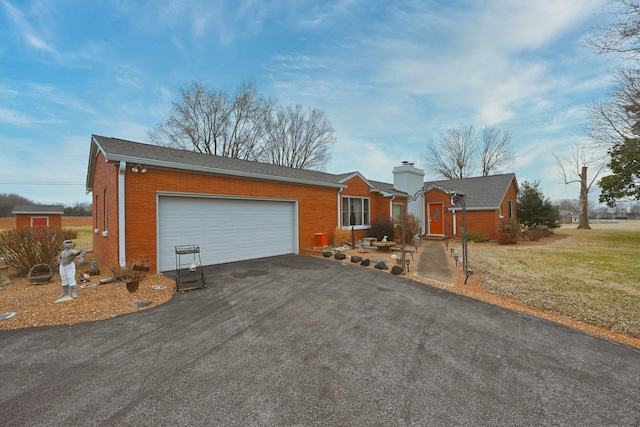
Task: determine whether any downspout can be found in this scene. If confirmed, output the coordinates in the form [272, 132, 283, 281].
[452, 209, 457, 238]
[118, 162, 127, 267]
[337, 188, 343, 228]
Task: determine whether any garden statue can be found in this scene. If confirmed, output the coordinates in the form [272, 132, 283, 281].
[57, 240, 85, 301]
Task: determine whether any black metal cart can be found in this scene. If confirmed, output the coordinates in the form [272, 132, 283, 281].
[174, 245, 206, 291]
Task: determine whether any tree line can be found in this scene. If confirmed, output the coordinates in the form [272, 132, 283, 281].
[0, 193, 91, 217]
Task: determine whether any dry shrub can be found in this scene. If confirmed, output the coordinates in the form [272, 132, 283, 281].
[497, 219, 523, 244]
[333, 227, 351, 247]
[395, 213, 421, 244]
[496, 232, 513, 245]
[370, 215, 395, 241]
[526, 226, 551, 242]
[0, 227, 67, 274]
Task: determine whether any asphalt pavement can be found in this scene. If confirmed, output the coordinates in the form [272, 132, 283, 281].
[0, 254, 638, 426]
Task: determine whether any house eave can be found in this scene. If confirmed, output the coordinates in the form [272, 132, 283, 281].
[103, 154, 347, 190]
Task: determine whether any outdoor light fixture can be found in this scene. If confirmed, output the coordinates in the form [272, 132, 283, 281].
[454, 254, 459, 266]
[450, 248, 454, 257]
[132, 166, 139, 173]
[131, 164, 147, 174]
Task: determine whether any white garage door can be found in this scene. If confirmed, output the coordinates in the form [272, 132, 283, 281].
[157, 196, 297, 272]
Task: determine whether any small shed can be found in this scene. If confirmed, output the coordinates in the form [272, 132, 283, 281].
[12, 204, 64, 229]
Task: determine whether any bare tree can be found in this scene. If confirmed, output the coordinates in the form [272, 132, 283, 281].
[584, 0, 640, 59]
[583, 1, 640, 205]
[147, 80, 274, 161]
[422, 125, 478, 179]
[480, 126, 514, 176]
[422, 125, 514, 179]
[262, 104, 335, 170]
[148, 80, 337, 170]
[553, 144, 607, 229]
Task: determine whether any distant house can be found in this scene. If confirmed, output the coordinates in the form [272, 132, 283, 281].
[12, 204, 64, 229]
[559, 210, 578, 224]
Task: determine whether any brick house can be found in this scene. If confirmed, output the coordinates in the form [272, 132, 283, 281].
[85, 135, 518, 272]
[12, 204, 64, 229]
[85, 135, 408, 273]
[392, 163, 519, 241]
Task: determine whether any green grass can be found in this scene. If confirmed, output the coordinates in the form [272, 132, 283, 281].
[65, 225, 93, 251]
[464, 224, 640, 338]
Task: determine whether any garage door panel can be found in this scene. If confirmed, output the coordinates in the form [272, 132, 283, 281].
[158, 197, 296, 271]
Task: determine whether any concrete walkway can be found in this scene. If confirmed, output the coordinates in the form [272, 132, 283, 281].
[415, 240, 454, 285]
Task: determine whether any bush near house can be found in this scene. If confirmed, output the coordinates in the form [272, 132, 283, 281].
[0, 227, 70, 274]
[370, 215, 396, 241]
[333, 227, 351, 247]
[497, 219, 523, 244]
[395, 213, 421, 245]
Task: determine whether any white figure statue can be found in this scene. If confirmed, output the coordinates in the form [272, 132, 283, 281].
[57, 240, 85, 300]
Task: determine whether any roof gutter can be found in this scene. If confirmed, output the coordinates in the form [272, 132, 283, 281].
[103, 154, 347, 190]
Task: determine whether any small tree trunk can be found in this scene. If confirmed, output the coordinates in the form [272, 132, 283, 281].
[578, 166, 591, 229]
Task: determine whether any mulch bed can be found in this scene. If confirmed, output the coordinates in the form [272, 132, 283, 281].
[0, 253, 174, 330]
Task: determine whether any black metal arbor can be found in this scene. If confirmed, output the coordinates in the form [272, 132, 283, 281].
[400, 185, 472, 281]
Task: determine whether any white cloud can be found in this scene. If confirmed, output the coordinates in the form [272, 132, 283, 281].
[1, 0, 59, 57]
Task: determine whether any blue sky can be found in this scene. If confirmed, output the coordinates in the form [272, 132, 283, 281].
[0, 0, 614, 206]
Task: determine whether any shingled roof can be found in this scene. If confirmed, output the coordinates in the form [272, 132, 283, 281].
[86, 135, 406, 196]
[12, 204, 64, 215]
[423, 174, 518, 210]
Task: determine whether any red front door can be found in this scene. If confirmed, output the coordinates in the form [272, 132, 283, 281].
[429, 203, 444, 235]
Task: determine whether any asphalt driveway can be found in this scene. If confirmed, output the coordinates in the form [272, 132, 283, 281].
[1, 254, 638, 426]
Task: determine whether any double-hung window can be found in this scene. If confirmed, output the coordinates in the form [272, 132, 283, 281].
[342, 197, 369, 227]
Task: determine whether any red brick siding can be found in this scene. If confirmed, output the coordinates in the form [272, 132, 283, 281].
[425, 180, 519, 241]
[91, 152, 120, 268]
[93, 162, 341, 272]
[340, 176, 405, 242]
[15, 214, 62, 229]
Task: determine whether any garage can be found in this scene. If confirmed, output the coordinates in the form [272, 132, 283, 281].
[157, 196, 297, 272]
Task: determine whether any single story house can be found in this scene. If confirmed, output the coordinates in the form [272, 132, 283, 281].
[559, 210, 579, 224]
[422, 174, 518, 241]
[391, 162, 519, 241]
[12, 204, 64, 229]
[86, 135, 408, 273]
[86, 135, 519, 273]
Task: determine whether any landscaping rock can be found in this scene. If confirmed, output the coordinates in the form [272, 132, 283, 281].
[334, 253, 347, 260]
[132, 300, 152, 308]
[360, 258, 370, 266]
[375, 261, 388, 270]
[322, 251, 333, 258]
[391, 265, 404, 275]
[371, 257, 385, 264]
[350, 255, 362, 263]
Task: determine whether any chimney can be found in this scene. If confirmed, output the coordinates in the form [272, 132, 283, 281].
[393, 162, 425, 230]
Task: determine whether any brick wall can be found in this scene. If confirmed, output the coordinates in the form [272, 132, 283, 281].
[15, 214, 62, 229]
[425, 179, 519, 241]
[339, 175, 404, 243]
[91, 152, 120, 268]
[93, 162, 342, 272]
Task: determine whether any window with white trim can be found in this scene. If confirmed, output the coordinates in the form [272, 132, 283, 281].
[392, 204, 403, 224]
[342, 197, 369, 227]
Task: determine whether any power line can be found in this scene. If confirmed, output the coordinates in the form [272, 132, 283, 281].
[0, 182, 84, 185]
